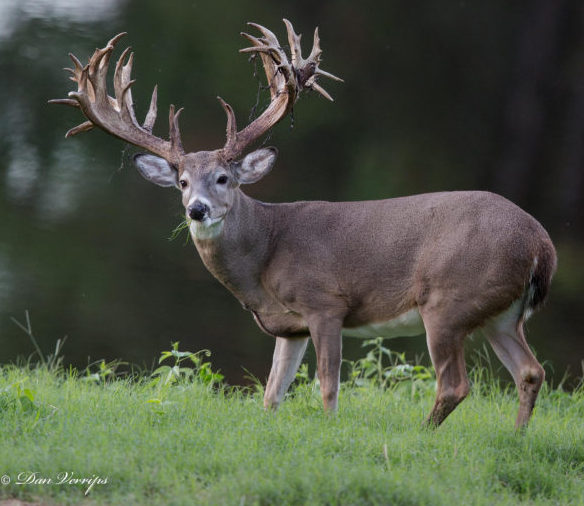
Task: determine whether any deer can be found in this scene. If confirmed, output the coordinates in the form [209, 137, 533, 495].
[50, 19, 557, 428]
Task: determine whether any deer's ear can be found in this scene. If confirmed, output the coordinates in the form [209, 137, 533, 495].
[234, 147, 278, 184]
[133, 154, 179, 189]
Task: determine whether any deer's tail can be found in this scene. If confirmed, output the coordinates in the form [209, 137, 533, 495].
[524, 239, 557, 319]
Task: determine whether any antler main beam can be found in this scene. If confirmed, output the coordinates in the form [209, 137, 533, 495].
[219, 18, 342, 160]
[49, 33, 184, 165]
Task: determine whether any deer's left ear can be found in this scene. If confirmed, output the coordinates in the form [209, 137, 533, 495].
[233, 147, 278, 184]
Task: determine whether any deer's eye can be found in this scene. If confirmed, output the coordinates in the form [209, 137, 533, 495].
[179, 179, 188, 189]
[216, 175, 228, 185]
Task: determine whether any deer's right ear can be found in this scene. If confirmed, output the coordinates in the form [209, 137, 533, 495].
[133, 154, 179, 189]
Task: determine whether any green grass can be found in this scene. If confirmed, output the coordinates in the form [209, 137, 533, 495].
[0, 346, 583, 506]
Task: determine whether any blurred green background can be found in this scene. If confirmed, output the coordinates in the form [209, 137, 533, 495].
[0, 0, 582, 384]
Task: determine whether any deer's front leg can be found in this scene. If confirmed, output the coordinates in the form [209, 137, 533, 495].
[264, 336, 309, 410]
[307, 316, 343, 412]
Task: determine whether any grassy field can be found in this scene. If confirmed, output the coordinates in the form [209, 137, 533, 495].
[0, 344, 583, 506]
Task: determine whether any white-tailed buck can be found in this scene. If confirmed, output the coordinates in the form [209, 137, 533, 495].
[51, 20, 556, 428]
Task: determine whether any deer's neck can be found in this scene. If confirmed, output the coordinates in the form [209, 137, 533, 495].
[190, 190, 275, 310]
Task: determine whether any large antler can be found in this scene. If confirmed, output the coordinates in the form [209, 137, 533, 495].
[49, 33, 184, 166]
[219, 19, 342, 161]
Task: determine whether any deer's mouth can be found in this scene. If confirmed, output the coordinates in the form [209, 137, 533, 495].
[204, 214, 226, 226]
[188, 214, 226, 240]
[187, 212, 225, 225]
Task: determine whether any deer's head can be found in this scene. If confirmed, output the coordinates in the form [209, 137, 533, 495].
[134, 147, 277, 227]
[50, 20, 341, 234]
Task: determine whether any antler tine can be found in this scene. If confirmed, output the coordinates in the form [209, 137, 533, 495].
[87, 34, 126, 99]
[48, 98, 80, 109]
[88, 33, 126, 100]
[315, 68, 344, 82]
[283, 19, 303, 67]
[143, 85, 158, 133]
[246, 22, 280, 46]
[169, 105, 184, 156]
[239, 44, 273, 54]
[88, 48, 112, 104]
[307, 79, 334, 102]
[217, 97, 237, 151]
[66, 50, 90, 97]
[113, 47, 130, 105]
[307, 27, 322, 63]
[121, 53, 137, 122]
[105, 32, 127, 50]
[66, 53, 84, 83]
[240, 32, 263, 48]
[65, 120, 94, 138]
[50, 33, 185, 164]
[239, 33, 286, 67]
[113, 48, 137, 122]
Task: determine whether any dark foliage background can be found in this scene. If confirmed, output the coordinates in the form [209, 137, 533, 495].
[0, 0, 582, 383]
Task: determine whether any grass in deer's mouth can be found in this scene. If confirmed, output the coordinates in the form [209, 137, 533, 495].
[0, 341, 582, 506]
[169, 218, 192, 244]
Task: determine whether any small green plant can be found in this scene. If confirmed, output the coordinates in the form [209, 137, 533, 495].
[152, 342, 224, 387]
[344, 337, 434, 390]
[285, 363, 322, 409]
[0, 378, 37, 413]
[294, 363, 311, 385]
[0, 376, 59, 431]
[147, 343, 224, 413]
[83, 359, 124, 383]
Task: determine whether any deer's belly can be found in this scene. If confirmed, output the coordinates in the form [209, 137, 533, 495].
[250, 307, 426, 339]
[342, 308, 425, 339]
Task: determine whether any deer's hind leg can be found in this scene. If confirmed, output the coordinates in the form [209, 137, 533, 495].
[423, 328, 470, 426]
[419, 305, 470, 427]
[482, 301, 545, 428]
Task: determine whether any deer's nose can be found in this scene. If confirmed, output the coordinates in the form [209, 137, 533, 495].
[188, 201, 209, 221]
